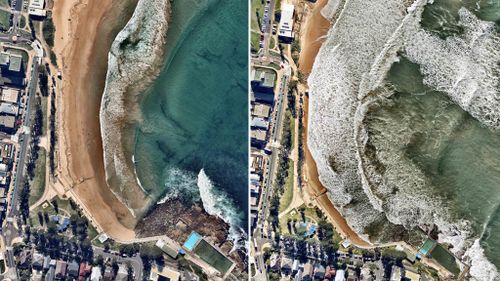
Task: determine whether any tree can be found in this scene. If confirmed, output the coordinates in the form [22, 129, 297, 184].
[37, 212, 44, 226]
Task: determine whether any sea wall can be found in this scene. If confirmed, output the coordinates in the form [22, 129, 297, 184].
[100, 0, 171, 217]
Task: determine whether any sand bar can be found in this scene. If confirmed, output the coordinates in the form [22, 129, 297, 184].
[52, 0, 138, 241]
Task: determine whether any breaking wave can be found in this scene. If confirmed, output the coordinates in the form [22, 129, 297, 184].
[197, 169, 247, 251]
[308, 0, 499, 278]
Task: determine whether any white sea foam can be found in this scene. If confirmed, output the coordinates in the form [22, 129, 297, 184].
[466, 240, 499, 281]
[100, 0, 171, 215]
[197, 169, 246, 251]
[309, 0, 499, 278]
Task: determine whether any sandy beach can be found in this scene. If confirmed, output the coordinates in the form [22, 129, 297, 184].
[298, 0, 331, 76]
[298, 0, 371, 247]
[52, 0, 139, 241]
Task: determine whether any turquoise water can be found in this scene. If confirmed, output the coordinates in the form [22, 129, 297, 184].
[366, 57, 500, 268]
[133, 0, 248, 230]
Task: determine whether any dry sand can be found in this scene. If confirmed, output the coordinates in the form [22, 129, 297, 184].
[298, 0, 371, 247]
[298, 0, 331, 76]
[52, 0, 139, 241]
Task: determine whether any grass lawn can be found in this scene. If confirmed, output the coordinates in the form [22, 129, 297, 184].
[0, 0, 8, 8]
[0, 10, 10, 31]
[251, 31, 260, 53]
[279, 160, 294, 213]
[29, 148, 46, 206]
[251, 0, 264, 31]
[269, 36, 276, 50]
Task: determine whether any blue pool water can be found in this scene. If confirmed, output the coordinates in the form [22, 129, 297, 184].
[183, 231, 202, 251]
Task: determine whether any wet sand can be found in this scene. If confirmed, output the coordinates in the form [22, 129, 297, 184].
[299, 0, 371, 247]
[298, 0, 331, 75]
[52, 0, 139, 241]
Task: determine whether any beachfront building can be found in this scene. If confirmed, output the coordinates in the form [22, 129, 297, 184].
[1, 88, 19, 104]
[251, 68, 276, 103]
[28, 0, 47, 17]
[0, 52, 25, 87]
[278, 4, 295, 43]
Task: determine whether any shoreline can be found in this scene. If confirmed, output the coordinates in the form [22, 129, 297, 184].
[52, 0, 139, 240]
[298, 0, 371, 247]
[100, 0, 171, 217]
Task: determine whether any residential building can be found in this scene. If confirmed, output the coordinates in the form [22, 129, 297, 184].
[390, 266, 403, 281]
[78, 262, 92, 281]
[0, 102, 18, 116]
[45, 267, 55, 281]
[251, 117, 269, 130]
[0, 88, 19, 104]
[90, 266, 102, 281]
[335, 269, 346, 281]
[103, 266, 114, 281]
[251, 68, 276, 95]
[281, 256, 293, 274]
[115, 263, 128, 281]
[32, 252, 44, 269]
[251, 129, 267, 148]
[405, 270, 421, 281]
[67, 260, 80, 278]
[55, 260, 68, 280]
[302, 262, 313, 281]
[156, 239, 179, 259]
[278, 4, 295, 43]
[269, 253, 280, 270]
[17, 250, 32, 269]
[252, 103, 271, 119]
[42, 256, 51, 270]
[314, 264, 326, 280]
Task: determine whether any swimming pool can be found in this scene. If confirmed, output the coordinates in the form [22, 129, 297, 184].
[183, 231, 202, 251]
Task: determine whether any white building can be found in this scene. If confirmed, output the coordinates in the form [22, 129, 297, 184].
[278, 4, 295, 43]
[28, 0, 46, 17]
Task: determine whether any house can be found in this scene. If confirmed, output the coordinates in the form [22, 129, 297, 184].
[325, 266, 336, 279]
[0, 52, 25, 87]
[302, 262, 313, 281]
[335, 269, 346, 281]
[281, 256, 293, 274]
[55, 260, 68, 280]
[90, 266, 102, 281]
[0, 103, 18, 116]
[17, 250, 32, 269]
[156, 239, 179, 259]
[293, 269, 302, 281]
[32, 270, 43, 281]
[314, 264, 326, 280]
[0, 114, 16, 133]
[391, 266, 403, 281]
[252, 103, 271, 119]
[67, 260, 80, 278]
[278, 4, 295, 43]
[78, 262, 92, 281]
[149, 265, 181, 281]
[291, 259, 299, 273]
[103, 266, 115, 281]
[43, 256, 52, 270]
[0, 88, 19, 104]
[251, 129, 267, 149]
[251, 117, 269, 130]
[45, 267, 55, 281]
[32, 252, 44, 269]
[405, 270, 421, 281]
[269, 253, 280, 270]
[115, 263, 129, 281]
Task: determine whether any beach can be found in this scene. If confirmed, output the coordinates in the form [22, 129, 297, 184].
[52, 0, 139, 241]
[297, 0, 331, 75]
[298, 0, 371, 247]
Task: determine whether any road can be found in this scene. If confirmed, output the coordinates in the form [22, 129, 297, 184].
[252, 64, 291, 281]
[93, 247, 143, 281]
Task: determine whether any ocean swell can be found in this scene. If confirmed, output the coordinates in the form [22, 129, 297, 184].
[100, 0, 171, 216]
[308, 0, 499, 279]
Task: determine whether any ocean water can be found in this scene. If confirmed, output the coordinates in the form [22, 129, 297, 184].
[132, 0, 248, 234]
[307, 0, 499, 278]
[366, 57, 500, 269]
